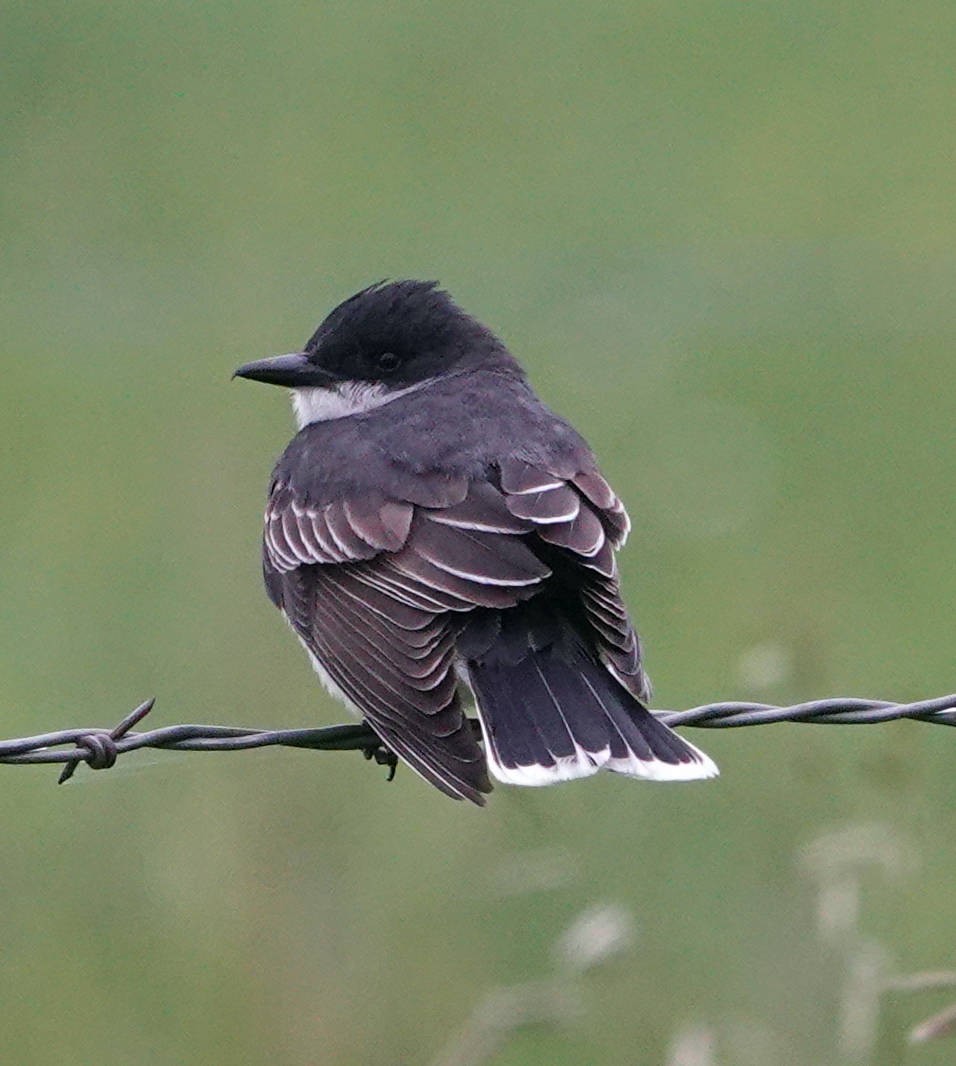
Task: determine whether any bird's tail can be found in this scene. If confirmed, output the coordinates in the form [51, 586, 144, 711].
[463, 611, 718, 786]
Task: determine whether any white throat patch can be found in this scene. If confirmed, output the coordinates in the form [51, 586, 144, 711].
[291, 380, 430, 428]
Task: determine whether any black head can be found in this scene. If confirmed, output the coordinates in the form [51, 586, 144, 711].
[234, 280, 514, 391]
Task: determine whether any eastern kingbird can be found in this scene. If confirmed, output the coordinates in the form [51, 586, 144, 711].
[235, 281, 717, 804]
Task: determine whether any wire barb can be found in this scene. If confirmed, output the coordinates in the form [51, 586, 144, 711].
[1, 692, 954, 784]
[56, 697, 156, 783]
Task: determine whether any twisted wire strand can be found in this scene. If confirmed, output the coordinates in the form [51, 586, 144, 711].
[1, 692, 954, 781]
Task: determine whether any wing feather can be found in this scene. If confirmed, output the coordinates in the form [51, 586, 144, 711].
[410, 519, 551, 587]
[317, 578, 454, 684]
[319, 568, 439, 640]
[424, 481, 533, 534]
[314, 604, 455, 702]
[358, 561, 478, 612]
[343, 498, 412, 550]
[498, 457, 566, 495]
[571, 470, 630, 546]
[505, 485, 580, 524]
[265, 485, 407, 571]
[537, 506, 605, 556]
[388, 550, 537, 609]
[323, 501, 379, 558]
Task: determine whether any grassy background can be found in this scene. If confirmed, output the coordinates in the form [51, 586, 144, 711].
[3, 3, 956, 1063]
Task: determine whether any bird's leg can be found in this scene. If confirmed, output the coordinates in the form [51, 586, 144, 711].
[362, 737, 399, 782]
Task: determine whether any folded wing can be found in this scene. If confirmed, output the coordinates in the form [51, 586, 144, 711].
[263, 457, 658, 803]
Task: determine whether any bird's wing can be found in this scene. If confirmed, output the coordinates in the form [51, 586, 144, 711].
[496, 457, 651, 702]
[262, 475, 551, 804]
[262, 457, 646, 802]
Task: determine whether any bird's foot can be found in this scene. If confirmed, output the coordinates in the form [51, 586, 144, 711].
[362, 743, 399, 782]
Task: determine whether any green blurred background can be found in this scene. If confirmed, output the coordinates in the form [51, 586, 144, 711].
[3, 3, 955, 1063]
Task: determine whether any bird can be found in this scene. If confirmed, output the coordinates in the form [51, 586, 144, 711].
[234, 280, 718, 805]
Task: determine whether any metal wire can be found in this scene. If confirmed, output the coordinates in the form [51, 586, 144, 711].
[1, 692, 954, 783]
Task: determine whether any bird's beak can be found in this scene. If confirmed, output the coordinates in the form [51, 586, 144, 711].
[233, 352, 334, 388]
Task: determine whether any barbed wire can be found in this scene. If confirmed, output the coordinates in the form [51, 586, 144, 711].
[1, 692, 954, 784]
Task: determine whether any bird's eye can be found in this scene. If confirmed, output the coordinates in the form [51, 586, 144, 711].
[377, 351, 401, 373]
